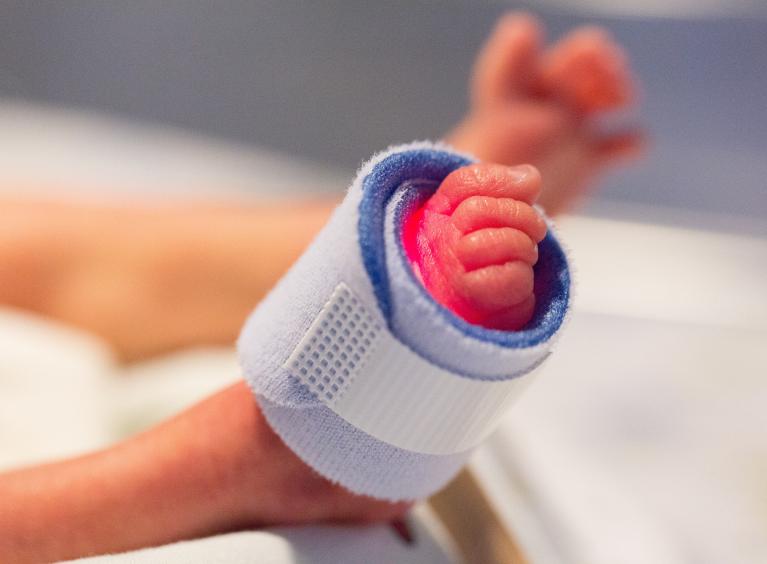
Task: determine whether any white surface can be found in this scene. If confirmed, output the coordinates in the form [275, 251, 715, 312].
[524, 312, 767, 564]
[1, 101, 765, 563]
[558, 214, 767, 331]
[474, 309, 767, 564]
[0, 309, 114, 468]
[0, 100, 347, 201]
[70, 505, 458, 564]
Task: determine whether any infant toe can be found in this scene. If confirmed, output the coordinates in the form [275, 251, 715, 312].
[541, 26, 633, 113]
[451, 196, 547, 242]
[458, 261, 534, 313]
[426, 163, 541, 214]
[456, 227, 538, 271]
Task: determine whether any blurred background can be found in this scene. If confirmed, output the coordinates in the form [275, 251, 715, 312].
[0, 2, 765, 564]
[1, 2, 766, 229]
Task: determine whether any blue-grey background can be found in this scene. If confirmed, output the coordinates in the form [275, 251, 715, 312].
[1, 2, 765, 226]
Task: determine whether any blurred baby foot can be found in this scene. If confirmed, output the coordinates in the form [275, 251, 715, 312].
[447, 13, 643, 216]
[403, 162, 545, 331]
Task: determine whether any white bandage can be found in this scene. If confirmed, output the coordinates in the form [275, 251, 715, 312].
[284, 283, 540, 455]
[238, 142, 571, 500]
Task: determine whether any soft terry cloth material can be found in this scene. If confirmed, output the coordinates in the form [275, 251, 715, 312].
[238, 142, 570, 500]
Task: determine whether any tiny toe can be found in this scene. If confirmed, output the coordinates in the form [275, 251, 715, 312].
[540, 26, 634, 113]
[426, 163, 542, 214]
[592, 130, 646, 165]
[459, 262, 534, 312]
[451, 196, 547, 242]
[456, 227, 538, 271]
[472, 13, 544, 106]
[482, 294, 536, 331]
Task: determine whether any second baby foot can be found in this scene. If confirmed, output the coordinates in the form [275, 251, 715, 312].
[403, 163, 546, 331]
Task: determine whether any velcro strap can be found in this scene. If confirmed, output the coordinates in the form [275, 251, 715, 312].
[283, 283, 540, 455]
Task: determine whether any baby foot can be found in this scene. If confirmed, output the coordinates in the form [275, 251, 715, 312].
[403, 163, 545, 331]
[447, 13, 642, 216]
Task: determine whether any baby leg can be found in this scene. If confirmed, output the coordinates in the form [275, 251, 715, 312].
[240, 144, 570, 500]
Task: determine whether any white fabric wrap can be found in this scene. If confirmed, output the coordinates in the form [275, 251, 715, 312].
[239, 142, 570, 499]
[283, 281, 541, 454]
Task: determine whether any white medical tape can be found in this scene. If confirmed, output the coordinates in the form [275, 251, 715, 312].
[283, 283, 540, 455]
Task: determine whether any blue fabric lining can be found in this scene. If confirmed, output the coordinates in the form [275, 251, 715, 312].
[358, 147, 570, 349]
[358, 149, 472, 320]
